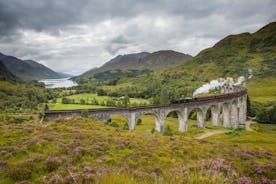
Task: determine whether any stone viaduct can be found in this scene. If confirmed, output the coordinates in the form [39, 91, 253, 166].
[44, 85, 247, 132]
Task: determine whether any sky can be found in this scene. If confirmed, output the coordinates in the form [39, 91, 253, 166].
[0, 0, 275, 75]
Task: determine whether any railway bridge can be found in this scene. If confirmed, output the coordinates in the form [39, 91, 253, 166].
[44, 86, 247, 132]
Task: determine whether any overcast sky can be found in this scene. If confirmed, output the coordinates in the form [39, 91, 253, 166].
[0, 0, 275, 75]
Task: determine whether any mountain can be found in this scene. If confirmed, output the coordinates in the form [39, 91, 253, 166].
[91, 22, 276, 103]
[0, 60, 19, 82]
[58, 72, 74, 78]
[173, 21, 276, 80]
[74, 50, 192, 81]
[0, 53, 62, 81]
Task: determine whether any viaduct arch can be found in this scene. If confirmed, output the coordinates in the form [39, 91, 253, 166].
[44, 86, 247, 132]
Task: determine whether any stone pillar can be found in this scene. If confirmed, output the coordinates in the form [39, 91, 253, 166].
[128, 112, 137, 131]
[197, 109, 207, 128]
[211, 104, 220, 126]
[155, 111, 165, 133]
[238, 97, 244, 123]
[231, 102, 238, 128]
[238, 96, 247, 128]
[178, 108, 188, 132]
[222, 103, 231, 128]
[243, 96, 247, 122]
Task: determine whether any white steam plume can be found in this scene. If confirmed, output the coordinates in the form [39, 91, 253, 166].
[193, 76, 248, 96]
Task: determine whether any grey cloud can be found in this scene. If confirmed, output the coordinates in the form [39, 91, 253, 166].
[0, 0, 275, 74]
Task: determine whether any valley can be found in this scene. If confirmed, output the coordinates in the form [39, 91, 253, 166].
[0, 21, 275, 183]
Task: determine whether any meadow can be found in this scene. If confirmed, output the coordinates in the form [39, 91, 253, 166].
[0, 116, 275, 183]
[49, 93, 150, 110]
[247, 77, 276, 103]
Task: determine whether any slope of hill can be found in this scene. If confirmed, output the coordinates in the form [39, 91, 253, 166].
[90, 22, 276, 104]
[0, 60, 19, 82]
[74, 50, 192, 81]
[0, 53, 62, 81]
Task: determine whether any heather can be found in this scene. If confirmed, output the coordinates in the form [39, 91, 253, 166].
[0, 117, 275, 183]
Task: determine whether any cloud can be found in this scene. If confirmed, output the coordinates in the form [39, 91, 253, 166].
[0, 0, 275, 75]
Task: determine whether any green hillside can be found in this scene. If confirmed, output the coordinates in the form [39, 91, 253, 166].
[0, 53, 62, 81]
[0, 117, 275, 183]
[74, 50, 192, 81]
[89, 22, 276, 104]
[0, 61, 19, 82]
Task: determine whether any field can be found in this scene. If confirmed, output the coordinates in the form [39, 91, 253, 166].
[0, 116, 275, 183]
[247, 77, 276, 103]
[56, 93, 149, 105]
[49, 93, 150, 110]
[48, 104, 108, 110]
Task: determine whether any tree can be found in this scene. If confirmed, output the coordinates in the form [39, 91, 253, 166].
[80, 99, 85, 105]
[160, 87, 170, 105]
[269, 105, 276, 124]
[97, 89, 106, 96]
[62, 97, 69, 104]
[122, 96, 130, 107]
[163, 125, 173, 136]
[44, 104, 49, 111]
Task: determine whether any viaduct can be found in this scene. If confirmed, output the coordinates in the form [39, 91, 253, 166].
[44, 85, 247, 132]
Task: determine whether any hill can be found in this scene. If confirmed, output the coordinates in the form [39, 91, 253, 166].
[86, 22, 276, 104]
[74, 50, 192, 81]
[0, 53, 63, 81]
[0, 117, 275, 183]
[0, 60, 19, 82]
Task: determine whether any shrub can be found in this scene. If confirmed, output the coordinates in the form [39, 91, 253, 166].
[122, 122, 129, 130]
[256, 105, 276, 124]
[136, 118, 142, 125]
[151, 128, 155, 134]
[106, 118, 112, 124]
[163, 125, 173, 136]
[109, 121, 119, 127]
[61, 97, 70, 104]
[80, 99, 86, 105]
[105, 119, 119, 127]
[45, 157, 61, 172]
[225, 128, 242, 136]
[8, 167, 32, 181]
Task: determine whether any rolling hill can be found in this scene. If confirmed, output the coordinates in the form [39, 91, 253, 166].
[74, 50, 192, 81]
[91, 22, 276, 103]
[0, 60, 19, 82]
[0, 52, 63, 81]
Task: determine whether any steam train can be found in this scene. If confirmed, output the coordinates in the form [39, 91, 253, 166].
[171, 89, 247, 104]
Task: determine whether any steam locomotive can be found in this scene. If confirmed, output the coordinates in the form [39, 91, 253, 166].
[171, 89, 247, 104]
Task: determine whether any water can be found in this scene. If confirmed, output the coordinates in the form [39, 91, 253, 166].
[39, 78, 77, 88]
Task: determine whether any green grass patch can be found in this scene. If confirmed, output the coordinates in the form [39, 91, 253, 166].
[48, 103, 108, 110]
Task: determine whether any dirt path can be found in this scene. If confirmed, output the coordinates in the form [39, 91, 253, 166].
[195, 120, 257, 139]
[195, 130, 228, 140]
[245, 120, 256, 131]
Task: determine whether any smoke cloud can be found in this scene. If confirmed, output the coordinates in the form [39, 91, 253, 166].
[193, 76, 248, 96]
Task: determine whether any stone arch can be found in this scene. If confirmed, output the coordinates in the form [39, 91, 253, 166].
[164, 108, 188, 132]
[188, 107, 207, 128]
[134, 111, 162, 132]
[108, 114, 130, 129]
[207, 104, 221, 126]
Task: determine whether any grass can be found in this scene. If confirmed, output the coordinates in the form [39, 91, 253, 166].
[247, 77, 276, 103]
[110, 115, 227, 136]
[57, 93, 149, 104]
[48, 103, 108, 110]
[0, 117, 275, 183]
[56, 93, 150, 105]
